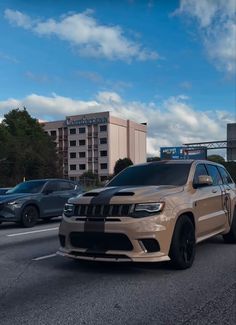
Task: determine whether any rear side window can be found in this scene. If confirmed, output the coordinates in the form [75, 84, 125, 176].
[58, 181, 75, 191]
[44, 181, 58, 192]
[193, 164, 208, 184]
[218, 167, 234, 184]
[205, 165, 223, 186]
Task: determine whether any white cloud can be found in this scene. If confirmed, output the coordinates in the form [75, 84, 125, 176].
[175, 0, 236, 74]
[96, 91, 122, 103]
[4, 9, 158, 62]
[4, 8, 33, 29]
[0, 92, 233, 156]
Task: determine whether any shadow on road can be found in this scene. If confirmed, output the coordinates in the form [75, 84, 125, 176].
[0, 217, 61, 230]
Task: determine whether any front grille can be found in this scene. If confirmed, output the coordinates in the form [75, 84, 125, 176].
[70, 232, 133, 251]
[74, 204, 133, 218]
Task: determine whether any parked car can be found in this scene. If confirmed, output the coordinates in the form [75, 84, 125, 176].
[58, 160, 236, 269]
[0, 179, 83, 227]
[0, 188, 11, 195]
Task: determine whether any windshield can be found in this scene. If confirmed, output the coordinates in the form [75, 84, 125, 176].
[7, 180, 47, 194]
[108, 163, 191, 187]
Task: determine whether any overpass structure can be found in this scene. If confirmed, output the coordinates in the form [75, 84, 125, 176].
[183, 123, 236, 161]
[183, 140, 228, 150]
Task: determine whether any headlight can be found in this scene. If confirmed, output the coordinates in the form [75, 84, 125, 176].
[133, 202, 165, 217]
[6, 201, 22, 209]
[63, 203, 75, 218]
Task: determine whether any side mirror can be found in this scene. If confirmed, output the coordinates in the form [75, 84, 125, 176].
[194, 175, 213, 188]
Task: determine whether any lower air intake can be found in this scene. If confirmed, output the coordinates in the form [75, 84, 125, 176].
[140, 238, 160, 253]
[70, 232, 133, 251]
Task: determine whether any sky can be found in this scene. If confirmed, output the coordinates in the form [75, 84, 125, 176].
[0, 0, 235, 156]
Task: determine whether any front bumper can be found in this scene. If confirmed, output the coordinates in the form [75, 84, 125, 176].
[0, 204, 21, 222]
[58, 214, 175, 262]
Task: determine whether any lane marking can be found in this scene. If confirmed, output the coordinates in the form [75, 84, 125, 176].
[7, 227, 59, 237]
[32, 253, 57, 261]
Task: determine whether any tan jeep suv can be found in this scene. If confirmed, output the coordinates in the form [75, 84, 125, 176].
[58, 160, 236, 269]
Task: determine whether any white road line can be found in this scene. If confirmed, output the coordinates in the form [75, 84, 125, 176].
[32, 253, 57, 261]
[7, 227, 59, 237]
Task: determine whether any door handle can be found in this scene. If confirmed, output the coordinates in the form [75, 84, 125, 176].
[212, 189, 218, 193]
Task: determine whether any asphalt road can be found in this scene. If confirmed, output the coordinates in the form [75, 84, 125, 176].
[0, 220, 235, 325]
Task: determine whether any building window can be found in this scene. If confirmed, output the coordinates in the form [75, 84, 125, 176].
[79, 127, 86, 134]
[70, 164, 76, 171]
[69, 128, 76, 135]
[50, 130, 57, 137]
[100, 137, 107, 144]
[100, 125, 107, 132]
[100, 163, 107, 170]
[79, 164, 86, 170]
[100, 150, 107, 157]
[70, 152, 76, 159]
[70, 140, 76, 146]
[79, 139, 86, 146]
[79, 152, 86, 158]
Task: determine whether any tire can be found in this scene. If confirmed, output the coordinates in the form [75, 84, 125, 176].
[20, 205, 39, 228]
[169, 215, 196, 270]
[223, 209, 236, 244]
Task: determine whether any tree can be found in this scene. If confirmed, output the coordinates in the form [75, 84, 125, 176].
[0, 108, 60, 186]
[207, 155, 225, 164]
[79, 171, 101, 189]
[114, 158, 133, 175]
[80, 171, 99, 182]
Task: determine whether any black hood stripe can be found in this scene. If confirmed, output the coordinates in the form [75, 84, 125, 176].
[90, 187, 128, 205]
[84, 187, 128, 233]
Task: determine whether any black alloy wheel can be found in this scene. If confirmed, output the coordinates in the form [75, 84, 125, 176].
[20, 205, 39, 228]
[170, 215, 196, 269]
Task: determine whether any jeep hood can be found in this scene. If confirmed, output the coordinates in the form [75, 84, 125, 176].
[69, 185, 184, 205]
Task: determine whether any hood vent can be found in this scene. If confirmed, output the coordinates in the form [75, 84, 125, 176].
[113, 192, 134, 196]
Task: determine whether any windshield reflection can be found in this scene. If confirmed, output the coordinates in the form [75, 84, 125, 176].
[6, 180, 47, 194]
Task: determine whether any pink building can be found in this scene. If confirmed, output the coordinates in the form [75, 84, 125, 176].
[43, 112, 147, 181]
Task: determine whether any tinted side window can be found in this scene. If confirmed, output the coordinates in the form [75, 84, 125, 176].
[193, 164, 208, 184]
[58, 181, 75, 191]
[218, 167, 233, 184]
[44, 181, 58, 192]
[205, 165, 222, 186]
